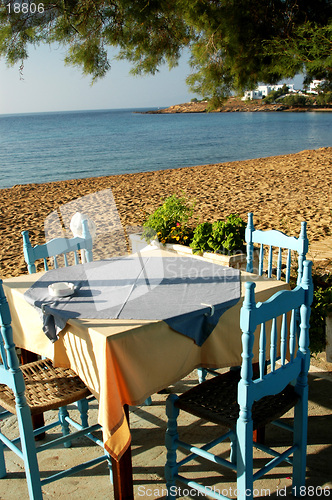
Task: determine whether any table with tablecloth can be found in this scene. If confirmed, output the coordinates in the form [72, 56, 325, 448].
[3, 248, 290, 462]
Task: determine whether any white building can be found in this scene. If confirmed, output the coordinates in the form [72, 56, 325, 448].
[308, 80, 325, 94]
[242, 83, 295, 100]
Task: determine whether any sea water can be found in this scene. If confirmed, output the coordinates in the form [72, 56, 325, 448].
[0, 108, 331, 189]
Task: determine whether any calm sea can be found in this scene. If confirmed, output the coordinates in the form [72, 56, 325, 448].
[0, 108, 331, 189]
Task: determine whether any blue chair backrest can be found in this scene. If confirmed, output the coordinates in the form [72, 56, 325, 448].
[0, 280, 25, 394]
[239, 260, 313, 408]
[245, 212, 308, 284]
[22, 219, 93, 273]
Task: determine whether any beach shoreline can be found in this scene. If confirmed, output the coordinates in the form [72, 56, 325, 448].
[0, 147, 331, 278]
[143, 97, 332, 114]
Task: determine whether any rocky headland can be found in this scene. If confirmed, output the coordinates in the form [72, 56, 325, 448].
[144, 97, 331, 114]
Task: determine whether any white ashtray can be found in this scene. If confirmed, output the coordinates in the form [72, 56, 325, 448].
[48, 282, 75, 298]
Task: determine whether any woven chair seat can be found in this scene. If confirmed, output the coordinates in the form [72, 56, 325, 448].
[175, 370, 299, 430]
[0, 358, 91, 415]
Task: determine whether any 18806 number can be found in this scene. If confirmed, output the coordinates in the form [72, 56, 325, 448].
[292, 487, 331, 496]
[6, 3, 45, 13]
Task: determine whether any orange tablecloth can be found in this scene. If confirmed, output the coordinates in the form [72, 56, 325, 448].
[3, 249, 289, 460]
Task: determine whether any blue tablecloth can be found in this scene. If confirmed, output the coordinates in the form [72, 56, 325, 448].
[24, 255, 241, 346]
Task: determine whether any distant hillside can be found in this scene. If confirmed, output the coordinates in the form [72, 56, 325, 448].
[145, 97, 331, 113]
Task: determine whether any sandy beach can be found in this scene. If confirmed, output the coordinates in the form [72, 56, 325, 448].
[0, 146, 331, 278]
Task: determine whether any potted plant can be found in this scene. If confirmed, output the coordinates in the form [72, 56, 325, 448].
[140, 196, 248, 269]
[190, 214, 246, 255]
[310, 272, 332, 359]
[141, 194, 195, 245]
[187, 214, 248, 269]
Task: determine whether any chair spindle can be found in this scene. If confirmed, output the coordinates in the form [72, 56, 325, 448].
[280, 313, 288, 366]
[259, 323, 266, 379]
[270, 317, 277, 372]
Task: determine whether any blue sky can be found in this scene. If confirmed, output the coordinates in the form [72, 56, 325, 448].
[0, 44, 194, 114]
[0, 43, 304, 115]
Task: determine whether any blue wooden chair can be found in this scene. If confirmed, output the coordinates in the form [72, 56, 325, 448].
[0, 280, 111, 500]
[197, 213, 309, 384]
[21, 218, 94, 437]
[22, 218, 93, 273]
[246, 212, 308, 284]
[165, 260, 313, 499]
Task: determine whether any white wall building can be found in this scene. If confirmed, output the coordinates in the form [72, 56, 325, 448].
[242, 83, 295, 100]
[308, 80, 325, 94]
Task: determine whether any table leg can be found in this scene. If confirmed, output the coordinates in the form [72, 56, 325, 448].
[20, 348, 38, 365]
[111, 405, 134, 500]
[20, 349, 45, 439]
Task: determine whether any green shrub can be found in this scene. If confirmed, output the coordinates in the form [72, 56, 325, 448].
[315, 92, 332, 106]
[282, 94, 311, 107]
[309, 273, 332, 354]
[209, 215, 246, 254]
[190, 214, 246, 255]
[292, 270, 332, 355]
[142, 195, 195, 245]
[190, 222, 213, 254]
[263, 84, 289, 104]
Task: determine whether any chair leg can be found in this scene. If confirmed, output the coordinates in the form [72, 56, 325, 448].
[292, 386, 309, 495]
[77, 398, 89, 428]
[236, 414, 254, 500]
[106, 453, 113, 484]
[0, 439, 6, 478]
[16, 404, 43, 499]
[58, 406, 72, 448]
[165, 394, 180, 498]
[197, 367, 207, 383]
